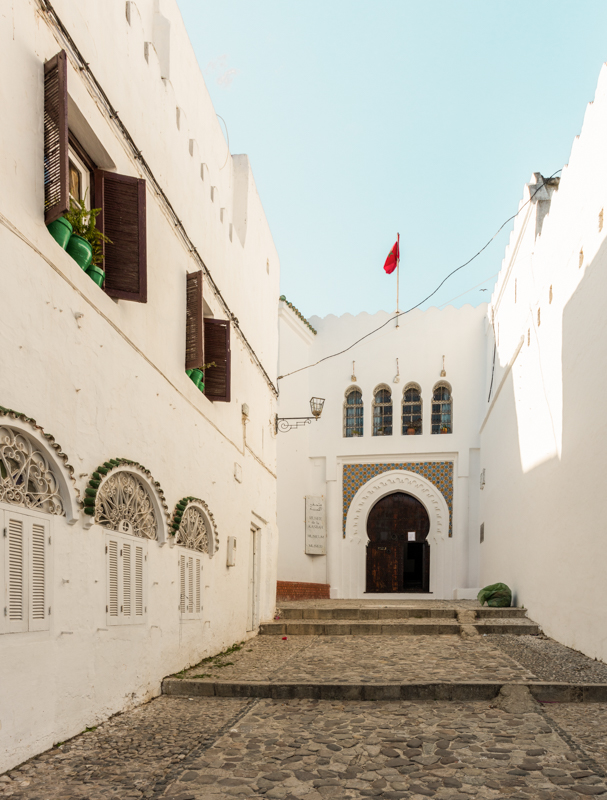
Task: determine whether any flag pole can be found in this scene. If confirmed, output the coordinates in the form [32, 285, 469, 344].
[396, 232, 400, 328]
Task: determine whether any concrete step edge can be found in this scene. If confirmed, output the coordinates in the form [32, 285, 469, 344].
[162, 678, 607, 702]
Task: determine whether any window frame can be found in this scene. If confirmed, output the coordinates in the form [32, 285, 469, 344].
[372, 385, 393, 437]
[402, 383, 423, 435]
[431, 381, 453, 435]
[105, 530, 148, 627]
[177, 547, 203, 621]
[343, 386, 364, 438]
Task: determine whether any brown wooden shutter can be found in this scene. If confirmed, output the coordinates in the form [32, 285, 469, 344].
[203, 318, 231, 402]
[95, 170, 147, 302]
[44, 51, 69, 224]
[185, 271, 204, 370]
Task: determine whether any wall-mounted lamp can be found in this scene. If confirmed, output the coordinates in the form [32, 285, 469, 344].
[275, 397, 325, 433]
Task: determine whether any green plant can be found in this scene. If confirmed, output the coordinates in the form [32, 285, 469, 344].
[64, 195, 112, 267]
[201, 362, 217, 371]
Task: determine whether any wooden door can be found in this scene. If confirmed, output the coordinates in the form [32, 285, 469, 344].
[366, 492, 430, 593]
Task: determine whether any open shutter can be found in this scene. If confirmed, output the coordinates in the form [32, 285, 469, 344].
[134, 544, 144, 618]
[44, 51, 69, 224]
[185, 271, 204, 370]
[29, 520, 50, 632]
[107, 537, 119, 623]
[195, 558, 201, 614]
[122, 541, 132, 619]
[7, 513, 27, 633]
[179, 554, 186, 613]
[203, 318, 231, 402]
[95, 171, 147, 302]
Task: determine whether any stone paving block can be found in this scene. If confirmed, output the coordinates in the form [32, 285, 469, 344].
[351, 623, 384, 635]
[324, 623, 352, 635]
[286, 623, 324, 635]
[363, 684, 401, 700]
[358, 609, 380, 620]
[260, 623, 287, 634]
[163, 678, 216, 697]
[214, 682, 271, 698]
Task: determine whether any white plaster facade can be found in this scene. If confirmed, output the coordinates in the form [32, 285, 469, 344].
[277, 62, 607, 666]
[277, 301, 487, 600]
[0, 0, 279, 772]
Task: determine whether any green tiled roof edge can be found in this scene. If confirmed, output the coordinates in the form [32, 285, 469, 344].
[279, 296, 317, 334]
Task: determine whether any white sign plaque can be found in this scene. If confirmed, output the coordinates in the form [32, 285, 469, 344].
[407, 531, 416, 541]
[305, 496, 326, 555]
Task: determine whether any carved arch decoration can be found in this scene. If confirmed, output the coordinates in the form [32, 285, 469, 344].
[343, 469, 452, 598]
[85, 459, 169, 541]
[0, 406, 79, 523]
[170, 497, 219, 556]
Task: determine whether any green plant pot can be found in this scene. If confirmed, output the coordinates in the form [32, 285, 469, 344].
[190, 368, 204, 388]
[186, 369, 194, 378]
[86, 264, 105, 287]
[46, 216, 73, 249]
[66, 234, 93, 270]
[198, 382, 205, 393]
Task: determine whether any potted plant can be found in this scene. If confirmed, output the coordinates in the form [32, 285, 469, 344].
[440, 425, 450, 434]
[188, 362, 216, 392]
[64, 196, 111, 281]
[406, 419, 422, 435]
[47, 215, 73, 249]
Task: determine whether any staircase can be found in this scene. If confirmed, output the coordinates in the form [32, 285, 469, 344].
[260, 601, 539, 636]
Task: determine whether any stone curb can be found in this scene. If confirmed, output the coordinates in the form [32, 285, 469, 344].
[162, 679, 607, 702]
[279, 607, 529, 620]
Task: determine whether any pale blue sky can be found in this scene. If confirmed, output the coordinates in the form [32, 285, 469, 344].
[178, 1, 607, 319]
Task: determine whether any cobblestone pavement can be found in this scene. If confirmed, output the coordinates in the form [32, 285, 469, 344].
[180, 636, 536, 685]
[488, 637, 607, 684]
[3, 697, 607, 800]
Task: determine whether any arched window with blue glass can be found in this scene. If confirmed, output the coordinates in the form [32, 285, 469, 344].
[343, 386, 364, 437]
[372, 385, 393, 436]
[402, 383, 423, 435]
[431, 381, 453, 434]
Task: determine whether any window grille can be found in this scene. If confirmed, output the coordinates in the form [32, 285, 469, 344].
[431, 382, 453, 434]
[343, 387, 363, 437]
[96, 471, 158, 540]
[402, 384, 422, 435]
[0, 426, 64, 515]
[372, 387, 393, 436]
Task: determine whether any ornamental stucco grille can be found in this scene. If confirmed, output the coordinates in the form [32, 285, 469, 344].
[0, 426, 64, 515]
[176, 505, 209, 553]
[96, 472, 157, 539]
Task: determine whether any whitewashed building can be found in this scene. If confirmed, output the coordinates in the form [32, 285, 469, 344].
[0, 0, 279, 772]
[277, 63, 607, 665]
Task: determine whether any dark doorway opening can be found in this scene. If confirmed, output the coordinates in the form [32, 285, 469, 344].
[366, 492, 430, 593]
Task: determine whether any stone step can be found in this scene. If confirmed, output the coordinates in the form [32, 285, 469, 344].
[259, 620, 540, 636]
[162, 678, 607, 702]
[278, 606, 528, 620]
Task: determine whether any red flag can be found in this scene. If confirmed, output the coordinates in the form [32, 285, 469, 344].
[383, 238, 400, 274]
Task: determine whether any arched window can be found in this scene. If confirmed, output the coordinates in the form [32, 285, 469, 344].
[172, 497, 219, 556]
[402, 383, 422, 435]
[431, 382, 453, 434]
[0, 425, 65, 515]
[373, 385, 393, 436]
[343, 386, 363, 437]
[95, 469, 159, 539]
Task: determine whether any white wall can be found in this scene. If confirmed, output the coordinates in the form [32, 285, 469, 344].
[0, 0, 279, 771]
[277, 300, 487, 599]
[479, 64, 607, 663]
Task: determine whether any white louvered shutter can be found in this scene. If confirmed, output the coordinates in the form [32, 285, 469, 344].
[134, 545, 143, 618]
[7, 513, 27, 633]
[187, 556, 194, 614]
[195, 558, 201, 614]
[107, 537, 120, 624]
[179, 554, 186, 613]
[29, 519, 50, 632]
[122, 541, 132, 619]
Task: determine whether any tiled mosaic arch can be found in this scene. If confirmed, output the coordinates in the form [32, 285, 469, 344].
[342, 461, 454, 537]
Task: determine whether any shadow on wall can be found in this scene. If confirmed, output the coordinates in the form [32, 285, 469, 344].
[479, 234, 607, 662]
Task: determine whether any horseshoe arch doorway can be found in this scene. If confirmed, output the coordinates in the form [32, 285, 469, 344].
[366, 491, 430, 593]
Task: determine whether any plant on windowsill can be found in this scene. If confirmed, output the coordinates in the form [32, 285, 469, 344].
[406, 419, 422, 435]
[186, 362, 217, 393]
[350, 429, 362, 437]
[64, 196, 112, 284]
[440, 425, 451, 434]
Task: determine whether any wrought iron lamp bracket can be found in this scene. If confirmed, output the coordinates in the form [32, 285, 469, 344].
[274, 415, 319, 434]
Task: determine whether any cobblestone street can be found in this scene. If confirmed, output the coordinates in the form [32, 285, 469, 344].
[2, 631, 607, 800]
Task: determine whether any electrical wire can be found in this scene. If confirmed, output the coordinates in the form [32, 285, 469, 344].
[277, 170, 562, 381]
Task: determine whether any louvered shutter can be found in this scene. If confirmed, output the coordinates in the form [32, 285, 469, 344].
[195, 558, 201, 614]
[107, 537, 119, 623]
[187, 556, 194, 614]
[44, 51, 69, 224]
[95, 171, 147, 302]
[186, 271, 204, 370]
[203, 318, 231, 402]
[179, 554, 186, 613]
[29, 520, 50, 632]
[122, 541, 132, 619]
[135, 545, 144, 618]
[6, 513, 27, 633]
